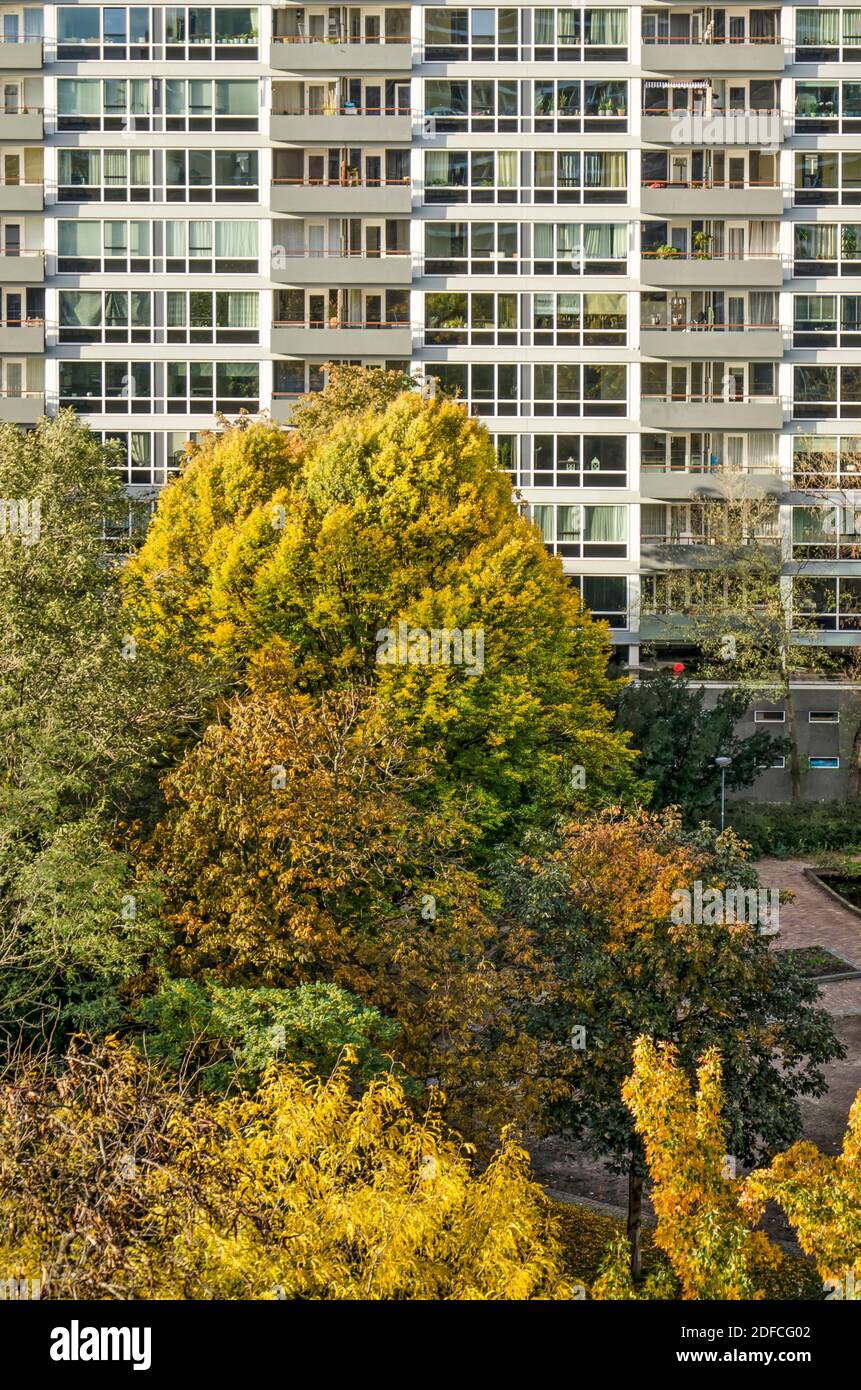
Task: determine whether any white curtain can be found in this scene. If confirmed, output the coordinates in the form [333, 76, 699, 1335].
[584, 223, 625, 256]
[215, 221, 257, 257]
[587, 10, 627, 46]
[747, 432, 779, 471]
[749, 291, 776, 326]
[749, 220, 778, 255]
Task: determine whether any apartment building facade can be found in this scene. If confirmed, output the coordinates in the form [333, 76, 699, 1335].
[2, 2, 861, 794]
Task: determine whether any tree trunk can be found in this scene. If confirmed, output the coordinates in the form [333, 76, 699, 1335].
[627, 1168, 643, 1281]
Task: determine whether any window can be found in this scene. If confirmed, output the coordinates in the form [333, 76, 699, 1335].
[165, 150, 259, 202]
[794, 222, 861, 275]
[165, 8, 259, 57]
[423, 291, 626, 346]
[533, 79, 628, 132]
[767, 757, 787, 770]
[58, 361, 152, 413]
[527, 503, 628, 557]
[59, 290, 152, 343]
[793, 434, 861, 488]
[508, 434, 627, 488]
[57, 7, 152, 59]
[793, 293, 861, 347]
[165, 80, 258, 130]
[809, 710, 840, 722]
[424, 363, 627, 417]
[165, 291, 259, 343]
[533, 221, 627, 273]
[793, 576, 861, 631]
[754, 710, 786, 723]
[57, 149, 151, 201]
[424, 8, 520, 59]
[166, 361, 259, 413]
[570, 575, 629, 628]
[58, 78, 150, 130]
[424, 150, 519, 204]
[532, 7, 628, 59]
[793, 364, 861, 418]
[809, 757, 840, 770]
[796, 9, 861, 62]
[424, 78, 519, 132]
[533, 151, 627, 204]
[795, 151, 861, 205]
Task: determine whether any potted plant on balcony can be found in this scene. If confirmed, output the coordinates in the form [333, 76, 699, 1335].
[693, 230, 712, 260]
[652, 243, 680, 259]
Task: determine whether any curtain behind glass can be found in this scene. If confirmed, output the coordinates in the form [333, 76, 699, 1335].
[587, 10, 626, 45]
[585, 505, 626, 542]
[584, 223, 625, 256]
[216, 221, 257, 257]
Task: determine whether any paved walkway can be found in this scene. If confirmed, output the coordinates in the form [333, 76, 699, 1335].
[757, 857, 861, 1016]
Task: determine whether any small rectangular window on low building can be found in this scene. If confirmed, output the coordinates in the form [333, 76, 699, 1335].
[754, 710, 786, 723]
[808, 710, 839, 723]
[809, 756, 840, 769]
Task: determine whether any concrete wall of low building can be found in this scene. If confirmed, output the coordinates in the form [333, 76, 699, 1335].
[696, 684, 861, 804]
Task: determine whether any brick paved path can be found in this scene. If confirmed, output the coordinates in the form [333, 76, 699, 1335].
[757, 857, 861, 1016]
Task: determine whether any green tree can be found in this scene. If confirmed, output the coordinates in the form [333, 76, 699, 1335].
[126, 381, 635, 845]
[138, 977, 400, 1091]
[0, 413, 209, 1051]
[619, 669, 789, 822]
[494, 810, 842, 1277]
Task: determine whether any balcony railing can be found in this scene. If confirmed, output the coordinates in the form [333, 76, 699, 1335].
[641, 251, 782, 263]
[274, 318, 412, 330]
[271, 176, 409, 188]
[642, 460, 783, 474]
[273, 104, 413, 117]
[641, 34, 783, 46]
[276, 249, 410, 258]
[272, 34, 411, 44]
[641, 531, 779, 545]
[642, 320, 784, 332]
[640, 179, 782, 192]
[643, 392, 782, 405]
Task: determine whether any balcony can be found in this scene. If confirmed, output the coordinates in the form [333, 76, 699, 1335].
[0, 109, 43, 140]
[640, 254, 783, 289]
[0, 38, 43, 68]
[640, 532, 780, 569]
[641, 111, 783, 147]
[0, 391, 43, 424]
[270, 36, 412, 72]
[270, 107, 412, 143]
[272, 252, 412, 286]
[0, 251, 43, 283]
[270, 179, 411, 215]
[640, 37, 785, 74]
[641, 467, 786, 502]
[640, 182, 783, 217]
[641, 396, 784, 431]
[271, 320, 413, 355]
[0, 320, 43, 352]
[0, 182, 43, 211]
[640, 325, 784, 360]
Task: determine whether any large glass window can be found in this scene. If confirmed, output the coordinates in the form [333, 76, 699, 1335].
[166, 361, 260, 413]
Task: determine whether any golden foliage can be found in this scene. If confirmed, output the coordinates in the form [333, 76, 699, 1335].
[0, 1041, 571, 1301]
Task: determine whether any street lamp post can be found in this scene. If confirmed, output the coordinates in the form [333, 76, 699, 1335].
[715, 755, 732, 831]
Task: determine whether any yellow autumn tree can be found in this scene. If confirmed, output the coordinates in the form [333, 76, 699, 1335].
[593, 1038, 782, 1300]
[741, 1094, 861, 1295]
[123, 379, 636, 846]
[0, 1040, 571, 1301]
